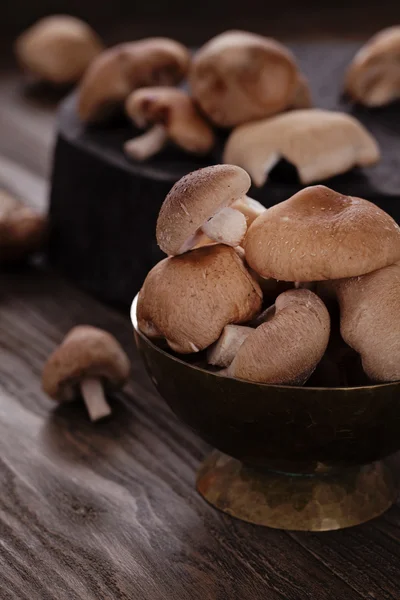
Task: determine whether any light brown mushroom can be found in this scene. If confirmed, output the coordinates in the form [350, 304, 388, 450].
[137, 244, 262, 354]
[0, 189, 47, 262]
[78, 38, 190, 122]
[329, 263, 400, 382]
[207, 325, 253, 367]
[345, 26, 400, 106]
[244, 185, 400, 282]
[227, 289, 330, 384]
[157, 165, 251, 255]
[189, 30, 311, 127]
[124, 88, 215, 161]
[223, 109, 380, 187]
[14, 15, 103, 85]
[231, 196, 266, 225]
[42, 326, 131, 421]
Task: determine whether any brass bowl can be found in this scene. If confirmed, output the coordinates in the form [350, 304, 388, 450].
[131, 296, 399, 531]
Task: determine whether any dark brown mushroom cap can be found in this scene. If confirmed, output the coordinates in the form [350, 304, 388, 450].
[42, 326, 131, 402]
[137, 244, 262, 354]
[78, 38, 190, 122]
[244, 185, 400, 281]
[0, 190, 47, 262]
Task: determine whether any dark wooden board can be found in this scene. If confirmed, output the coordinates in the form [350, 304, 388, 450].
[49, 40, 400, 309]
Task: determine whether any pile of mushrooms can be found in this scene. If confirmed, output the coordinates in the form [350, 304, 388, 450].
[137, 164, 400, 386]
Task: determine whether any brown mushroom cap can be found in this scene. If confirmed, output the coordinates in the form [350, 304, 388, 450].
[189, 30, 305, 127]
[157, 165, 251, 255]
[78, 38, 190, 122]
[137, 244, 262, 354]
[244, 185, 400, 282]
[331, 263, 400, 382]
[345, 26, 400, 106]
[223, 109, 380, 187]
[228, 289, 330, 384]
[125, 87, 215, 155]
[14, 15, 103, 85]
[42, 326, 131, 402]
[0, 189, 47, 262]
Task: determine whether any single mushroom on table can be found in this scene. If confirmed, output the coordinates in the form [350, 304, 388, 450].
[137, 244, 262, 354]
[42, 326, 131, 422]
[78, 38, 190, 123]
[157, 165, 253, 254]
[244, 185, 400, 283]
[329, 263, 400, 382]
[345, 26, 400, 107]
[223, 109, 380, 187]
[227, 289, 330, 384]
[14, 15, 103, 85]
[0, 189, 47, 262]
[124, 88, 215, 161]
[189, 30, 311, 128]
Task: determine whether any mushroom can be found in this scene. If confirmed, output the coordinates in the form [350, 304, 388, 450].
[157, 165, 251, 255]
[0, 189, 47, 262]
[223, 109, 380, 187]
[231, 196, 266, 225]
[124, 88, 215, 161]
[42, 326, 131, 421]
[244, 185, 400, 282]
[227, 289, 330, 384]
[78, 38, 190, 122]
[14, 15, 103, 85]
[189, 30, 311, 127]
[207, 325, 253, 367]
[137, 243, 262, 354]
[345, 26, 400, 107]
[330, 263, 400, 382]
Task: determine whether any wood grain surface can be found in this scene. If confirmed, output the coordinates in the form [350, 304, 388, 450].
[1, 49, 400, 600]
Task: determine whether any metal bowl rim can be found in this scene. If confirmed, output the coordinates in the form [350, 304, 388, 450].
[131, 295, 400, 393]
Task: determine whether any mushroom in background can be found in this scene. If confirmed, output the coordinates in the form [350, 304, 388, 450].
[42, 326, 131, 422]
[14, 15, 103, 85]
[0, 189, 47, 262]
[156, 165, 252, 254]
[137, 244, 262, 354]
[227, 289, 330, 385]
[244, 185, 400, 282]
[78, 38, 190, 123]
[345, 26, 400, 107]
[124, 88, 215, 161]
[330, 263, 400, 382]
[189, 30, 311, 127]
[223, 109, 380, 187]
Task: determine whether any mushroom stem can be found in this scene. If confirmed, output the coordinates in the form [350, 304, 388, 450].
[80, 377, 111, 421]
[124, 124, 168, 161]
[202, 207, 247, 247]
[207, 325, 253, 367]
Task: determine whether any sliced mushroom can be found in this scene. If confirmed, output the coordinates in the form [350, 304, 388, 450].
[14, 15, 103, 85]
[207, 325, 253, 367]
[42, 326, 131, 421]
[330, 263, 400, 382]
[223, 109, 380, 187]
[227, 289, 330, 385]
[244, 185, 400, 282]
[189, 30, 311, 127]
[124, 88, 215, 161]
[157, 165, 251, 255]
[78, 38, 190, 122]
[137, 244, 262, 354]
[345, 26, 400, 106]
[0, 189, 47, 262]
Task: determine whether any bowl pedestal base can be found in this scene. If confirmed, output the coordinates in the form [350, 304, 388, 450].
[197, 450, 397, 531]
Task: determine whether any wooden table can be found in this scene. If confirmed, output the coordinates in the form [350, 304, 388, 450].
[1, 69, 400, 600]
